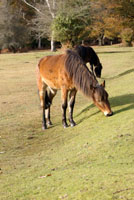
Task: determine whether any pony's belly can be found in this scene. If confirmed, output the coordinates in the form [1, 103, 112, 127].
[42, 77, 75, 90]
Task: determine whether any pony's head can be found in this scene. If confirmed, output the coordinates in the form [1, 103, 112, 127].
[91, 80, 113, 116]
[94, 63, 102, 78]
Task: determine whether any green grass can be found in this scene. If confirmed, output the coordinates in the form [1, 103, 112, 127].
[0, 46, 134, 200]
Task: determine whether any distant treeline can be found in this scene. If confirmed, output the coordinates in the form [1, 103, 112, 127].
[0, 0, 134, 52]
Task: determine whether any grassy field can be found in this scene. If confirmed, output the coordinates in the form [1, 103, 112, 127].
[0, 46, 134, 200]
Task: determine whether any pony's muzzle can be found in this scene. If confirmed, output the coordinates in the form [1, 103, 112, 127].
[104, 111, 113, 117]
[106, 111, 113, 117]
[97, 74, 101, 78]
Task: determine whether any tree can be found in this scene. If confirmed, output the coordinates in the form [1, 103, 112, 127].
[89, 0, 124, 45]
[89, 0, 111, 45]
[30, 1, 54, 49]
[106, 0, 134, 45]
[114, 0, 134, 29]
[21, 0, 91, 50]
[0, 0, 30, 52]
[52, 0, 91, 47]
[21, 0, 57, 51]
[121, 28, 134, 46]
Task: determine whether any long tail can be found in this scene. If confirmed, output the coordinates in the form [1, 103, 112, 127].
[36, 64, 51, 109]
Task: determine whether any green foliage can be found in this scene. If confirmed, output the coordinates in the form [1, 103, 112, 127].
[52, 13, 89, 47]
[52, 0, 91, 47]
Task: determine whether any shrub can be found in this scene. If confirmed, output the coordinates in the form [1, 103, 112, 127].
[121, 28, 134, 46]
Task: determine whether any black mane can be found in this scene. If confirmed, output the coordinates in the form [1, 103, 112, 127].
[65, 49, 98, 97]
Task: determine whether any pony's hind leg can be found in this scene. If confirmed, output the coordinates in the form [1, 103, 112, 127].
[68, 88, 77, 127]
[45, 88, 57, 126]
[38, 80, 47, 130]
[45, 90, 51, 109]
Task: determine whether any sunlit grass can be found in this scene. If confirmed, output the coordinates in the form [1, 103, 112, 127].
[0, 46, 134, 200]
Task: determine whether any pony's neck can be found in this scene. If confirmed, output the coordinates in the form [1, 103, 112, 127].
[65, 50, 98, 97]
[76, 65, 98, 97]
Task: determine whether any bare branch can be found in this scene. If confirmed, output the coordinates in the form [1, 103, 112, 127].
[45, 0, 55, 18]
[21, 0, 44, 15]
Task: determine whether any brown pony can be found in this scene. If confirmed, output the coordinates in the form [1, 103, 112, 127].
[36, 50, 113, 130]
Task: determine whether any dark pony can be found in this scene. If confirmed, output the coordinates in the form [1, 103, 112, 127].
[74, 45, 103, 78]
[36, 50, 112, 130]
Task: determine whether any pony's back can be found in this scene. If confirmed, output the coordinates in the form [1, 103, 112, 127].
[74, 45, 100, 65]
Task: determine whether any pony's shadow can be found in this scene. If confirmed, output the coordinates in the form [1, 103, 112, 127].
[105, 68, 134, 80]
[110, 93, 134, 114]
[75, 93, 134, 125]
[98, 51, 133, 55]
[75, 104, 99, 125]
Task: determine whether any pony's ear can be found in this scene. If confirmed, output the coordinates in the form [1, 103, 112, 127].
[101, 80, 105, 88]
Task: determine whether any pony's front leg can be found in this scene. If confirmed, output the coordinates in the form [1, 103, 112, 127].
[68, 88, 77, 127]
[61, 87, 69, 128]
[45, 107, 52, 126]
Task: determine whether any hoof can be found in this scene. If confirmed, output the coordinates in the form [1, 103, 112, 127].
[42, 125, 47, 130]
[47, 121, 53, 126]
[69, 119, 76, 127]
[63, 123, 69, 128]
[70, 122, 76, 127]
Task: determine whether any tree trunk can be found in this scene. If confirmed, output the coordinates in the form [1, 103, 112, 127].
[98, 37, 102, 46]
[51, 40, 55, 51]
[51, 33, 56, 51]
[38, 37, 41, 49]
[98, 34, 104, 46]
